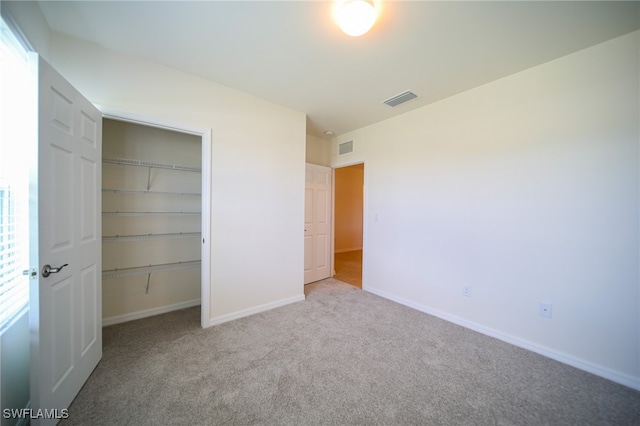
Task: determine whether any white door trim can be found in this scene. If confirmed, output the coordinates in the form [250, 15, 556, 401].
[96, 106, 212, 329]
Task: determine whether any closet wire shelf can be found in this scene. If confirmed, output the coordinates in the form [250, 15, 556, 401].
[103, 211, 201, 216]
[103, 157, 201, 172]
[102, 260, 201, 280]
[103, 188, 201, 196]
[103, 232, 200, 242]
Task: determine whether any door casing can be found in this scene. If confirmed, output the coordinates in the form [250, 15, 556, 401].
[98, 107, 212, 328]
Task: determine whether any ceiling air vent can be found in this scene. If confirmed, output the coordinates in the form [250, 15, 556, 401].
[338, 140, 354, 156]
[383, 90, 418, 107]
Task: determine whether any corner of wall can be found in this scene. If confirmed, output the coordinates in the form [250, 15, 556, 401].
[306, 133, 332, 166]
[2, 1, 52, 59]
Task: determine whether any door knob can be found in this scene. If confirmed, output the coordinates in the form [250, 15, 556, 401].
[41, 263, 68, 278]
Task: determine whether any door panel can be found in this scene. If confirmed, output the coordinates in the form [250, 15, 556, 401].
[51, 276, 73, 390]
[49, 146, 74, 251]
[30, 54, 102, 425]
[304, 187, 313, 223]
[80, 157, 98, 241]
[304, 164, 332, 284]
[80, 265, 98, 355]
[316, 188, 328, 223]
[316, 234, 328, 268]
[304, 235, 313, 272]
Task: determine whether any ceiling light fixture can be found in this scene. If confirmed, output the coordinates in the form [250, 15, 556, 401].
[335, 0, 378, 37]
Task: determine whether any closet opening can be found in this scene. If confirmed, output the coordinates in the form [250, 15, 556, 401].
[100, 113, 211, 328]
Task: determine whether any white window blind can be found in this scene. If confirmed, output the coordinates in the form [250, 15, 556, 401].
[0, 17, 31, 332]
[0, 185, 28, 330]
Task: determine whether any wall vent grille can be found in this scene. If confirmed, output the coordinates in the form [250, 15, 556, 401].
[383, 90, 418, 107]
[338, 140, 354, 156]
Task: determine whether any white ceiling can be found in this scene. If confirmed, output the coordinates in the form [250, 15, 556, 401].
[36, 1, 639, 137]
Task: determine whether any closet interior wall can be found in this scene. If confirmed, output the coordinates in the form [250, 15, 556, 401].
[102, 119, 202, 323]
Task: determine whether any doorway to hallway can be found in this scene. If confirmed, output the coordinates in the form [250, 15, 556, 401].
[333, 163, 364, 288]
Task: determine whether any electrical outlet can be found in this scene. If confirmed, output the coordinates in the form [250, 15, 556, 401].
[463, 285, 471, 297]
[539, 302, 552, 318]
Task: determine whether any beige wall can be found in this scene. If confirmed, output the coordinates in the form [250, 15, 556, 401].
[52, 34, 308, 323]
[332, 32, 640, 389]
[306, 133, 331, 166]
[335, 164, 364, 252]
[6, 0, 638, 390]
[6, 1, 307, 325]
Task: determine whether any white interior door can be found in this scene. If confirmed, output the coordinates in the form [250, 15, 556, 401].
[30, 54, 102, 424]
[304, 163, 331, 284]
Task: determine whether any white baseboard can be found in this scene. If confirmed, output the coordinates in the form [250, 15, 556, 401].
[335, 247, 363, 254]
[102, 299, 201, 327]
[206, 294, 305, 327]
[365, 286, 640, 391]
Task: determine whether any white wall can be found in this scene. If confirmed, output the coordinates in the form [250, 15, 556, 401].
[6, 0, 307, 325]
[332, 32, 640, 389]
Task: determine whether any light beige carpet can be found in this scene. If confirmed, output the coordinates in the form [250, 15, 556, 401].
[61, 279, 639, 425]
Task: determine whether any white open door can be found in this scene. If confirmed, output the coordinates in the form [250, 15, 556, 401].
[29, 54, 102, 424]
[304, 163, 331, 284]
